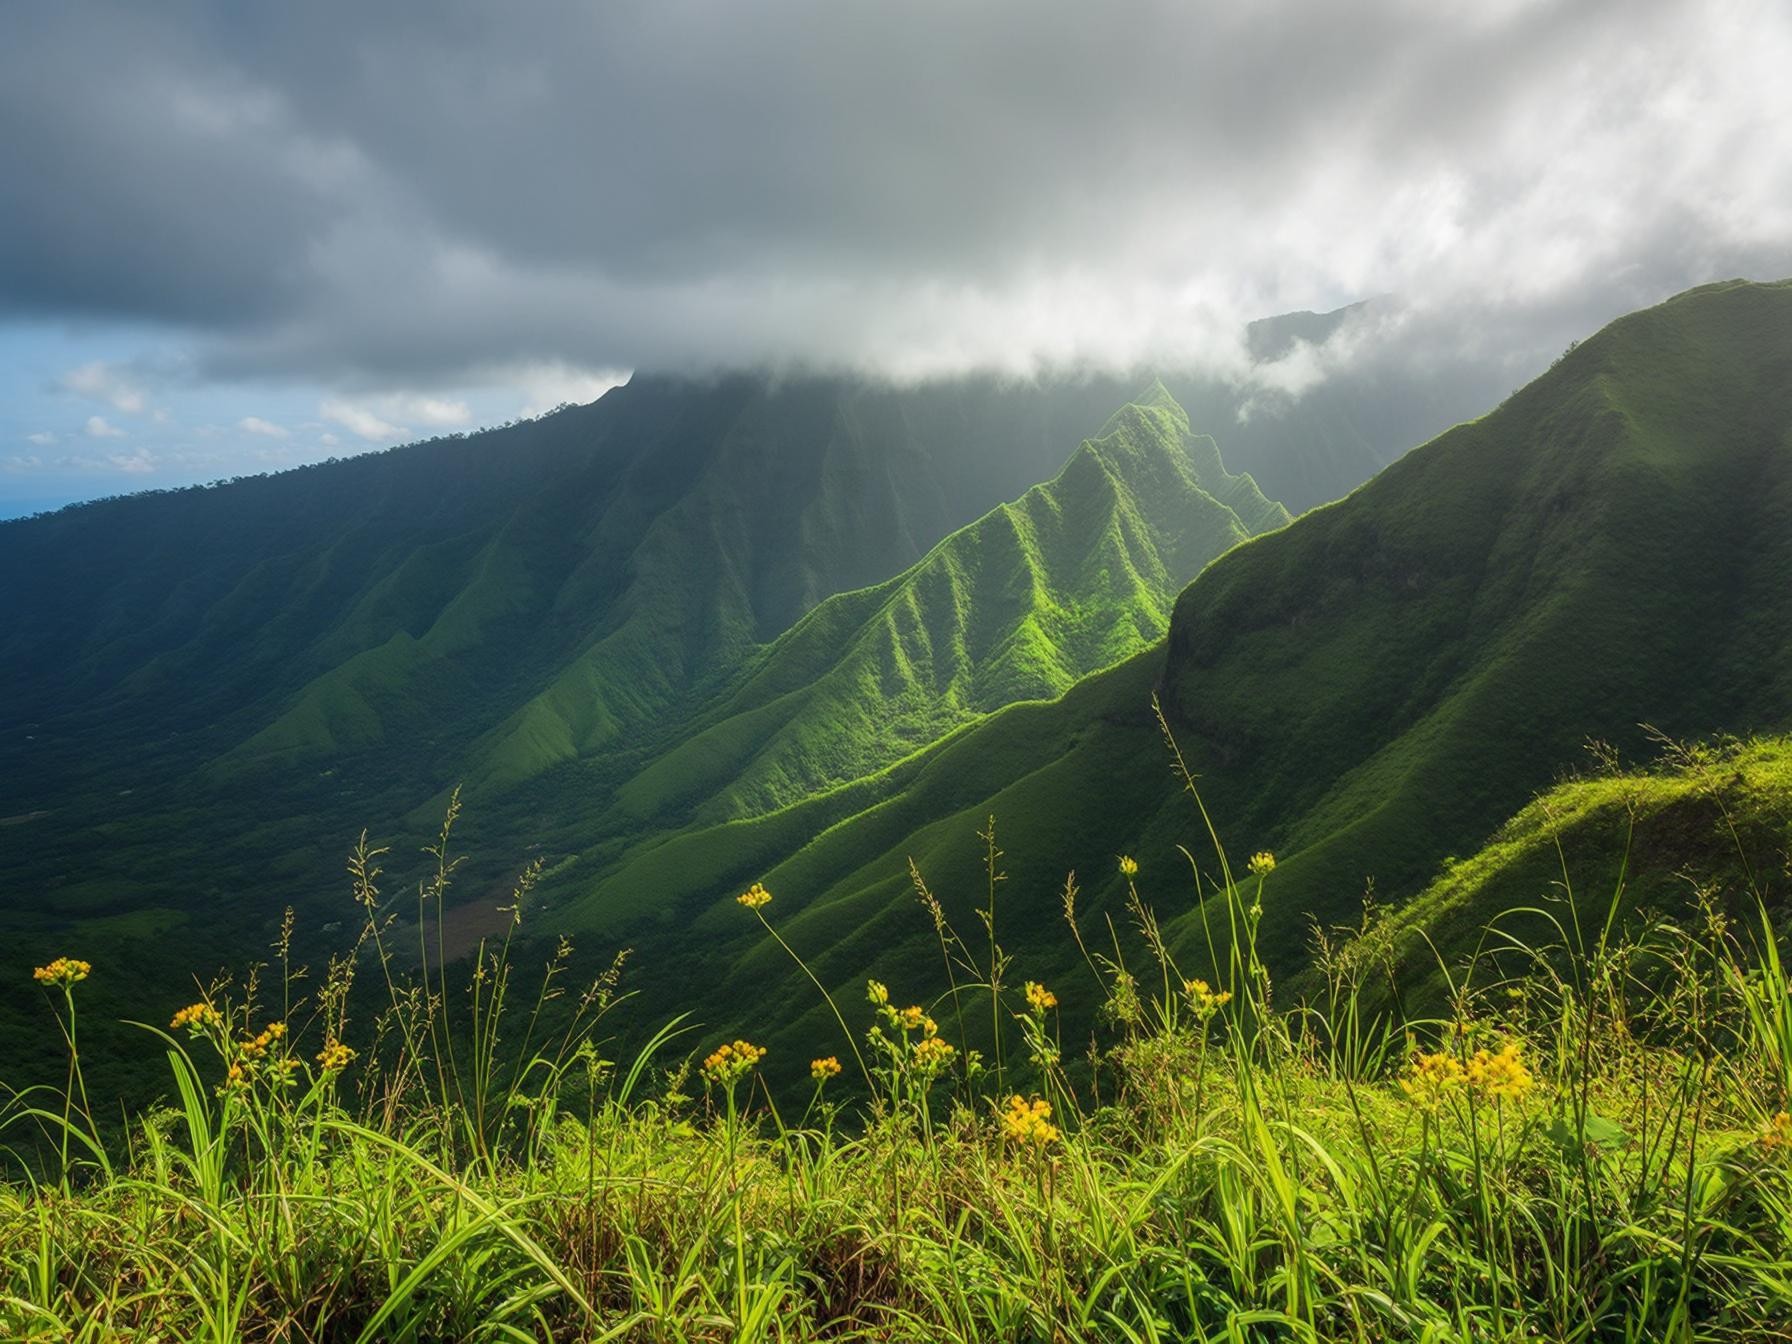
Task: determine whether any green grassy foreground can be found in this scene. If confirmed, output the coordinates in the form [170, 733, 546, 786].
[4, 773, 1791, 1343]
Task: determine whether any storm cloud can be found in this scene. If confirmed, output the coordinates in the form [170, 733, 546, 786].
[3, 0, 1790, 390]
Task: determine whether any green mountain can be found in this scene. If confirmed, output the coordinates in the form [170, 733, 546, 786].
[543, 278, 1792, 1077]
[0, 376, 1285, 1098]
[598, 387, 1285, 829]
[11, 279, 1781, 1105]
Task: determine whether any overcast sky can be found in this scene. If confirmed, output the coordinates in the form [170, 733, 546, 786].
[3, 0, 1789, 513]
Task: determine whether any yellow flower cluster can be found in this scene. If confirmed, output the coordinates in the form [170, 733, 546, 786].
[810, 1055, 842, 1083]
[1118, 855, 1139, 877]
[1465, 1041, 1533, 1103]
[170, 1002, 223, 1032]
[867, 979, 889, 1006]
[33, 957, 90, 987]
[1024, 981, 1058, 1013]
[912, 1036, 956, 1074]
[1001, 1094, 1060, 1147]
[1401, 1050, 1464, 1105]
[1182, 978, 1234, 1018]
[1248, 851, 1277, 876]
[702, 1039, 766, 1085]
[736, 882, 772, 910]
[1761, 1110, 1791, 1151]
[1401, 1040, 1534, 1107]
[316, 1040, 357, 1071]
[895, 1004, 938, 1036]
[239, 1021, 287, 1061]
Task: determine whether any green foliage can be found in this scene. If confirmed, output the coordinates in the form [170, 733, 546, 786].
[0, 380, 1286, 1106]
[632, 277, 1792, 1067]
[5, 771, 1791, 1341]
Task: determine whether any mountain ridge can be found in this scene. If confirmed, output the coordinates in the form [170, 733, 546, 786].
[532, 278, 1792, 1081]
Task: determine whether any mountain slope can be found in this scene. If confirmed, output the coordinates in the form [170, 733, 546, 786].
[543, 279, 1792, 1079]
[0, 377, 1287, 1100]
[1376, 732, 1792, 1001]
[601, 387, 1286, 827]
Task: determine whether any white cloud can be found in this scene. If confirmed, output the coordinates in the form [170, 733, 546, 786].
[383, 394, 470, 428]
[85, 415, 125, 439]
[106, 450, 157, 474]
[511, 362, 630, 418]
[8, 0, 1792, 439]
[25, 431, 56, 446]
[318, 432, 339, 447]
[320, 398, 407, 441]
[238, 415, 290, 439]
[4, 454, 44, 472]
[62, 361, 147, 414]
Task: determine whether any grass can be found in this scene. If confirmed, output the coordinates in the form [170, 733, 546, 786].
[4, 724, 1791, 1342]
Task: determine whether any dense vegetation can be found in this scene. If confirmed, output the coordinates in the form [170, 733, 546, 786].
[525, 279, 1792, 1086]
[0, 383, 1285, 1105]
[6, 281, 1790, 1112]
[3, 278, 1790, 1337]
[4, 733, 1789, 1340]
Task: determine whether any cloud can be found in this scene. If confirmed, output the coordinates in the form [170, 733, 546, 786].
[61, 361, 146, 413]
[106, 450, 156, 474]
[384, 394, 470, 428]
[512, 362, 629, 418]
[85, 415, 125, 439]
[320, 398, 406, 441]
[237, 415, 290, 438]
[0, 0, 1788, 391]
[25, 431, 56, 446]
[318, 431, 339, 447]
[5, 454, 44, 472]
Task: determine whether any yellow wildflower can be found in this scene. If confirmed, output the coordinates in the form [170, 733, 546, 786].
[33, 957, 90, 988]
[810, 1055, 842, 1083]
[1000, 1094, 1060, 1147]
[317, 1040, 357, 1071]
[1400, 1049, 1467, 1106]
[1024, 981, 1058, 1013]
[898, 1004, 926, 1032]
[170, 1002, 223, 1032]
[1118, 855, 1139, 877]
[912, 1036, 956, 1074]
[701, 1039, 766, 1086]
[867, 979, 889, 1006]
[1465, 1040, 1533, 1104]
[1182, 978, 1233, 1018]
[240, 1021, 287, 1061]
[1247, 851, 1276, 876]
[736, 882, 772, 910]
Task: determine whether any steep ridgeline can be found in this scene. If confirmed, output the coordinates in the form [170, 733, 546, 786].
[0, 378, 1284, 1097]
[596, 387, 1286, 831]
[0, 374, 1145, 1091]
[553, 279, 1792, 1081]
